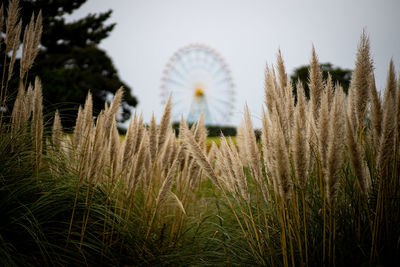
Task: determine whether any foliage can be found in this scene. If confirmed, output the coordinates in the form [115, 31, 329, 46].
[0, 0, 138, 128]
[291, 63, 352, 98]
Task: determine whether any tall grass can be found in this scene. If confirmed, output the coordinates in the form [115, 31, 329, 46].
[1, 1, 399, 266]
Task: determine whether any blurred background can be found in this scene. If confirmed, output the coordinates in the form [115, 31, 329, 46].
[4, 0, 399, 129]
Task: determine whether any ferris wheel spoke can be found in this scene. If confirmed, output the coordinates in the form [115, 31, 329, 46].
[161, 44, 235, 124]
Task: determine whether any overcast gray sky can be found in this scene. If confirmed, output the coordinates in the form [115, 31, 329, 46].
[68, 0, 400, 128]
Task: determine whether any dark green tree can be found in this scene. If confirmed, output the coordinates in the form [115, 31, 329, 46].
[0, 0, 138, 127]
[291, 63, 352, 99]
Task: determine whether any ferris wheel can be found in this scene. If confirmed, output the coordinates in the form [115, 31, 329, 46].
[160, 44, 235, 125]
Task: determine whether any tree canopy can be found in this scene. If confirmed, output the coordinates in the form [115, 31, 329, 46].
[0, 0, 138, 128]
[290, 63, 352, 99]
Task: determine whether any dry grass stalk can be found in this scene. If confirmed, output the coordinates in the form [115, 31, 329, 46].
[182, 122, 221, 189]
[293, 81, 309, 188]
[228, 138, 249, 201]
[4, 0, 20, 53]
[243, 105, 268, 201]
[272, 113, 292, 201]
[309, 46, 324, 124]
[261, 108, 275, 187]
[194, 113, 207, 152]
[87, 112, 106, 185]
[104, 87, 123, 139]
[285, 80, 295, 137]
[154, 147, 182, 209]
[236, 122, 249, 167]
[7, 20, 21, 82]
[345, 109, 371, 195]
[128, 131, 150, 195]
[73, 106, 84, 148]
[52, 109, 63, 149]
[350, 32, 373, 127]
[149, 112, 158, 163]
[23, 83, 33, 119]
[20, 9, 41, 67]
[158, 95, 172, 150]
[10, 82, 25, 137]
[318, 79, 331, 173]
[32, 77, 43, 180]
[369, 74, 382, 150]
[377, 61, 397, 174]
[277, 49, 288, 94]
[134, 113, 144, 154]
[325, 74, 334, 111]
[325, 89, 345, 206]
[122, 111, 137, 169]
[217, 135, 238, 193]
[264, 66, 276, 115]
[110, 119, 121, 181]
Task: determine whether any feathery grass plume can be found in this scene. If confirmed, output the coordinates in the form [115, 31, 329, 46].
[350, 31, 373, 127]
[207, 141, 218, 163]
[272, 112, 292, 201]
[134, 113, 144, 154]
[104, 87, 123, 138]
[309, 45, 324, 124]
[129, 131, 150, 195]
[377, 60, 397, 174]
[110, 119, 121, 181]
[7, 20, 21, 82]
[159, 130, 174, 171]
[285, 80, 295, 140]
[20, 14, 34, 80]
[264, 66, 276, 114]
[325, 74, 334, 110]
[318, 79, 331, 173]
[227, 137, 249, 202]
[73, 106, 83, 148]
[149, 112, 158, 163]
[155, 147, 183, 209]
[157, 127, 173, 172]
[265, 64, 289, 144]
[122, 111, 137, 169]
[218, 135, 238, 193]
[167, 130, 178, 169]
[78, 120, 94, 185]
[30, 10, 42, 67]
[19, 9, 42, 80]
[4, 0, 20, 53]
[345, 109, 371, 195]
[261, 108, 275, 186]
[277, 49, 288, 93]
[32, 77, 43, 181]
[87, 112, 106, 185]
[23, 82, 33, 120]
[75, 92, 93, 147]
[10, 82, 25, 137]
[194, 113, 208, 151]
[236, 121, 249, 166]
[158, 94, 172, 150]
[325, 88, 346, 206]
[182, 122, 221, 189]
[369, 74, 382, 150]
[52, 109, 63, 149]
[244, 104, 268, 201]
[293, 81, 309, 188]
